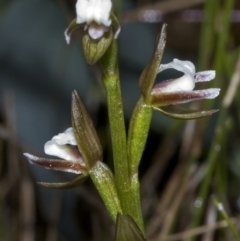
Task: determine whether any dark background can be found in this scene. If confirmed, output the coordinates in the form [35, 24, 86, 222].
[0, 0, 240, 240]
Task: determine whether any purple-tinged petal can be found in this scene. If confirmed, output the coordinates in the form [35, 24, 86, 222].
[151, 88, 220, 106]
[194, 70, 216, 83]
[153, 105, 219, 120]
[38, 174, 88, 189]
[87, 22, 109, 39]
[24, 153, 86, 174]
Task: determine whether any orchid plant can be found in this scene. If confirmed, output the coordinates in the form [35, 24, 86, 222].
[24, 0, 220, 239]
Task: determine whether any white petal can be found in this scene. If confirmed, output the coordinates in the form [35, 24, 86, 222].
[52, 127, 77, 145]
[194, 70, 216, 83]
[199, 88, 221, 99]
[156, 59, 196, 92]
[159, 59, 196, 77]
[44, 140, 81, 161]
[44, 128, 82, 162]
[76, 0, 112, 26]
[154, 74, 195, 93]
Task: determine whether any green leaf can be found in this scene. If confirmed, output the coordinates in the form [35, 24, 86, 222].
[71, 90, 102, 169]
[115, 214, 146, 241]
[154, 105, 219, 120]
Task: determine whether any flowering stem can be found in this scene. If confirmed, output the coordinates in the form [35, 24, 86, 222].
[100, 40, 131, 217]
[89, 161, 122, 221]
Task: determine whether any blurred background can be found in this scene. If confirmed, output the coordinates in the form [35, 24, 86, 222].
[0, 0, 240, 240]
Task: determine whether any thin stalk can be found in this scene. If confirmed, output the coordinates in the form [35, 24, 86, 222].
[213, 197, 240, 241]
[100, 40, 132, 219]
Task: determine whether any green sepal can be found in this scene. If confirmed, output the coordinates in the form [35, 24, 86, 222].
[115, 214, 147, 241]
[153, 105, 219, 120]
[111, 12, 121, 38]
[139, 24, 167, 103]
[64, 18, 84, 44]
[38, 174, 88, 189]
[71, 90, 102, 169]
[82, 29, 113, 65]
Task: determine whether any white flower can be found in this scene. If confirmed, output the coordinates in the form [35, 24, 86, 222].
[151, 59, 220, 106]
[76, 0, 112, 26]
[76, 0, 112, 39]
[149, 59, 220, 119]
[65, 0, 120, 43]
[140, 24, 220, 119]
[24, 128, 86, 174]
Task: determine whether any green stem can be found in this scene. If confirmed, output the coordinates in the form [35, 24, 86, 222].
[100, 40, 131, 216]
[213, 197, 240, 241]
[89, 161, 122, 221]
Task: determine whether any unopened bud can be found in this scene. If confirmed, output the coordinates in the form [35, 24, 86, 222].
[82, 29, 113, 65]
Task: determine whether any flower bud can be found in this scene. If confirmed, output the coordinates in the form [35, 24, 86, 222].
[82, 28, 113, 64]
